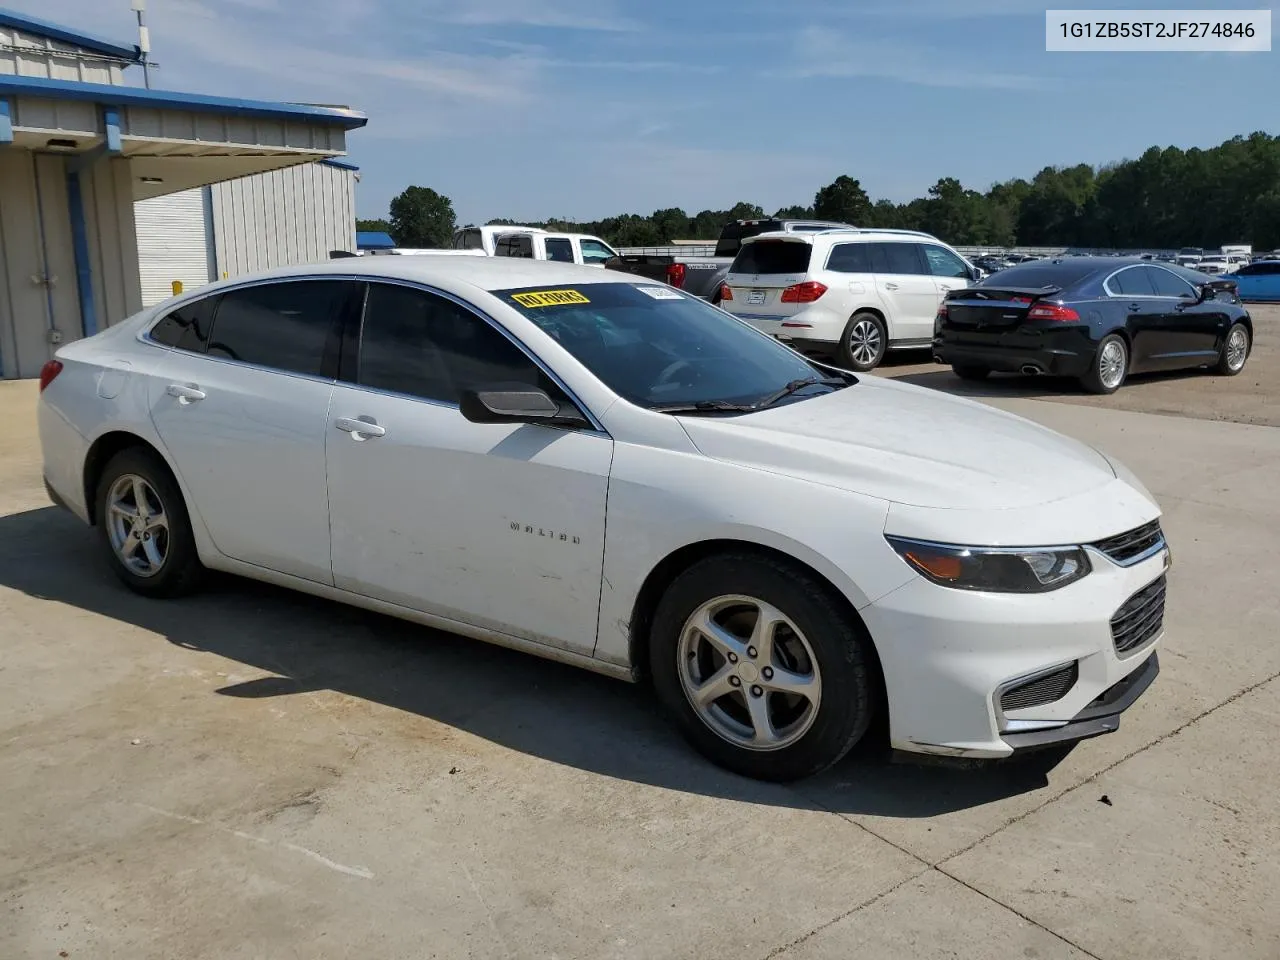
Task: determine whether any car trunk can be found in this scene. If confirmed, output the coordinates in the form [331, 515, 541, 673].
[722, 239, 814, 318]
[940, 285, 1062, 339]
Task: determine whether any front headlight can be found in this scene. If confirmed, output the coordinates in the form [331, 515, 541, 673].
[885, 536, 1091, 593]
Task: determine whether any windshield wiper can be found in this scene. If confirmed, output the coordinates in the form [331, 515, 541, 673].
[750, 376, 849, 410]
[653, 399, 758, 415]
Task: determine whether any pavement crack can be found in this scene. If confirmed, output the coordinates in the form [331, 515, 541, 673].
[937, 667, 1280, 868]
[759, 867, 931, 960]
[934, 865, 1105, 960]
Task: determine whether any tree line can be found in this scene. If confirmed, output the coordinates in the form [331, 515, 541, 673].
[359, 132, 1280, 251]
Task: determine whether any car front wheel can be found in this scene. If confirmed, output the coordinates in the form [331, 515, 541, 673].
[649, 553, 876, 781]
[95, 446, 205, 598]
[1215, 322, 1250, 376]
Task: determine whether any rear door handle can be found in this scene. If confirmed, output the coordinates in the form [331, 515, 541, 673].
[334, 416, 386, 440]
[166, 383, 205, 405]
[884, 282, 900, 291]
[1128, 303, 1142, 312]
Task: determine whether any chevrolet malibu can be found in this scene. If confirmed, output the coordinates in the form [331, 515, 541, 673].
[37, 258, 1168, 781]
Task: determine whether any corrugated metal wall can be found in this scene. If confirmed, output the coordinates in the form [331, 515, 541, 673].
[210, 162, 356, 279]
[134, 188, 215, 306]
[0, 25, 126, 84]
[81, 158, 143, 329]
[0, 151, 83, 378]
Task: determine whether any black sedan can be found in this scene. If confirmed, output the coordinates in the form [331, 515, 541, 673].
[932, 257, 1252, 394]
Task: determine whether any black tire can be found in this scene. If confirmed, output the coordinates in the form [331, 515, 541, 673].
[94, 446, 204, 598]
[837, 312, 888, 372]
[649, 552, 876, 782]
[1214, 322, 1250, 376]
[1081, 333, 1128, 395]
[952, 364, 990, 381]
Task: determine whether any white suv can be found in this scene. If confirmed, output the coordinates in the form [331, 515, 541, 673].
[721, 230, 980, 371]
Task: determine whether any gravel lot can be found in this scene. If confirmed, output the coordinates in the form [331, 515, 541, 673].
[2, 311, 1279, 959]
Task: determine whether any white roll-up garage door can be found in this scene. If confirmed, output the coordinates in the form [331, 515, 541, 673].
[134, 187, 215, 307]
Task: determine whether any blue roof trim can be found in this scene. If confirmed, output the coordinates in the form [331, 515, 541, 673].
[357, 231, 396, 250]
[0, 97, 12, 144]
[0, 7, 142, 61]
[320, 157, 359, 171]
[0, 74, 368, 129]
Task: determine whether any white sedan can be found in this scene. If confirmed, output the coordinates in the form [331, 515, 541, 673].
[37, 257, 1168, 781]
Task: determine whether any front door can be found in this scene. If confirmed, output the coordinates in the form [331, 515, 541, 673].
[867, 241, 938, 344]
[1140, 266, 1226, 369]
[325, 281, 613, 655]
[148, 279, 358, 583]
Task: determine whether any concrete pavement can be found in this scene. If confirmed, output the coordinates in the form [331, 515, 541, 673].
[1, 375, 1277, 960]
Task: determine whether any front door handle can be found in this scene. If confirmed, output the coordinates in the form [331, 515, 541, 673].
[334, 416, 386, 440]
[166, 383, 206, 405]
[1128, 303, 1142, 312]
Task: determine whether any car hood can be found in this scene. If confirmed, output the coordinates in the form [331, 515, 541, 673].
[676, 376, 1115, 510]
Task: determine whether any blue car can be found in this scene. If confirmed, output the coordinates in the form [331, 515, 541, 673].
[1234, 260, 1280, 301]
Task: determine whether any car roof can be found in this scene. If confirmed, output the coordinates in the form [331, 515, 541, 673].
[740, 229, 933, 246]
[175, 255, 636, 297]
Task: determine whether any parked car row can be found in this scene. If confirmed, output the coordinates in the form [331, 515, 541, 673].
[37, 254, 1170, 782]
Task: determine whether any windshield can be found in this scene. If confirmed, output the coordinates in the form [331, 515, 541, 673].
[496, 282, 841, 410]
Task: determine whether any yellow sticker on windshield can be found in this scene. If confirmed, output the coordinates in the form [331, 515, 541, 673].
[511, 289, 590, 308]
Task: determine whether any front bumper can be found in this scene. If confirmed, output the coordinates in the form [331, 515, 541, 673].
[861, 535, 1168, 760]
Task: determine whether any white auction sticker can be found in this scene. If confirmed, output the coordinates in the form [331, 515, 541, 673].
[1046, 9, 1271, 51]
[637, 286, 685, 300]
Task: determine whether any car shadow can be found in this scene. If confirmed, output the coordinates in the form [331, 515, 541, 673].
[875, 351, 1216, 401]
[0, 505, 1073, 818]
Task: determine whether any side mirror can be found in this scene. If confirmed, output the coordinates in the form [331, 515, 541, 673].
[970, 266, 983, 281]
[459, 385, 587, 428]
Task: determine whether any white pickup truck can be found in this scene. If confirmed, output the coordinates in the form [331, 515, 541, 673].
[449, 225, 619, 266]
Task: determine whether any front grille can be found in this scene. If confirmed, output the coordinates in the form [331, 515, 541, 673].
[1000, 662, 1079, 712]
[1111, 575, 1166, 655]
[1091, 520, 1164, 566]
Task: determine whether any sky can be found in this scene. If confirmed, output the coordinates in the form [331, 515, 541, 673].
[8, 0, 1277, 224]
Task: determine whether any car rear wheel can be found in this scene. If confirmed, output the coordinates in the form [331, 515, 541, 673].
[838, 312, 887, 372]
[649, 553, 875, 781]
[952, 364, 990, 381]
[95, 446, 204, 598]
[1215, 323, 1250, 376]
[1082, 335, 1128, 395]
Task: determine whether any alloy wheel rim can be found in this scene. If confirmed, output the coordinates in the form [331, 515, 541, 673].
[849, 320, 881, 366]
[1226, 328, 1248, 371]
[1099, 340, 1126, 389]
[677, 594, 822, 752]
[106, 474, 170, 578]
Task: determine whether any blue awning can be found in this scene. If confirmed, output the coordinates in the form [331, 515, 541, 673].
[357, 232, 396, 250]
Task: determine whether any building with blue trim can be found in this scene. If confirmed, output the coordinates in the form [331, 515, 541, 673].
[0, 8, 367, 378]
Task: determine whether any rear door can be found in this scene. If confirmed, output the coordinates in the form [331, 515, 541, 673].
[1105, 265, 1167, 371]
[866, 241, 937, 343]
[148, 279, 360, 584]
[543, 236, 576, 263]
[722, 238, 814, 327]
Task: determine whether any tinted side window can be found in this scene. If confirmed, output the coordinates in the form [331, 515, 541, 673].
[1147, 267, 1197, 298]
[358, 283, 555, 405]
[460, 230, 483, 250]
[1109, 267, 1156, 296]
[496, 235, 534, 258]
[826, 243, 872, 274]
[923, 245, 969, 279]
[207, 281, 347, 376]
[868, 242, 926, 275]
[545, 238, 574, 263]
[149, 295, 218, 353]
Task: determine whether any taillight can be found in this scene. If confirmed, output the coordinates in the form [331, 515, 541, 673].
[38, 360, 63, 392]
[1027, 303, 1080, 322]
[780, 281, 828, 304]
[666, 263, 687, 288]
[719, 283, 733, 301]
[936, 302, 948, 319]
